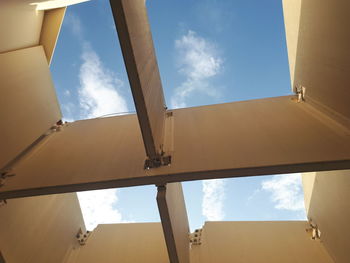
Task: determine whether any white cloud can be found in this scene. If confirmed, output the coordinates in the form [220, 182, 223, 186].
[195, 0, 234, 33]
[77, 189, 123, 230]
[64, 89, 71, 96]
[61, 101, 74, 116]
[261, 174, 305, 211]
[78, 43, 128, 118]
[171, 30, 223, 108]
[202, 179, 225, 221]
[63, 13, 128, 120]
[64, 12, 83, 39]
[75, 45, 128, 228]
[171, 31, 226, 221]
[62, 13, 129, 230]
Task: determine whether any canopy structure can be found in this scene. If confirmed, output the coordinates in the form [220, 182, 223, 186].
[0, 0, 349, 262]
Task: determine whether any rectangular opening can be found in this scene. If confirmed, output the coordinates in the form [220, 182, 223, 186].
[147, 0, 292, 109]
[183, 175, 307, 232]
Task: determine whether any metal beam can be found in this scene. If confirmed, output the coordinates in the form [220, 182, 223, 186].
[110, 0, 166, 160]
[157, 183, 190, 263]
[0, 96, 349, 199]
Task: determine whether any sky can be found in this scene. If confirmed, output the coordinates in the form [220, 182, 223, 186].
[51, 0, 306, 231]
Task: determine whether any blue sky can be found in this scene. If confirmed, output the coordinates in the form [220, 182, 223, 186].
[51, 0, 306, 231]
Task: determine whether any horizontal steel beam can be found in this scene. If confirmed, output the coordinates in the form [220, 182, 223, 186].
[0, 96, 349, 199]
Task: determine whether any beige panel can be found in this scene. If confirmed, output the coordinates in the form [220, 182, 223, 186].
[0, 46, 62, 170]
[0, 1, 43, 53]
[282, 0, 302, 87]
[40, 7, 66, 65]
[303, 170, 350, 263]
[0, 193, 85, 263]
[110, 0, 166, 159]
[35, 0, 90, 10]
[293, 0, 350, 120]
[302, 172, 316, 214]
[190, 221, 333, 263]
[157, 183, 190, 263]
[161, 97, 350, 176]
[1, 96, 350, 198]
[69, 223, 169, 263]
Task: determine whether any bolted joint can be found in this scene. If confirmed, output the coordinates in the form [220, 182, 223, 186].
[295, 85, 306, 103]
[0, 199, 7, 207]
[0, 171, 15, 187]
[50, 120, 66, 133]
[144, 155, 171, 170]
[306, 220, 321, 240]
[76, 228, 91, 246]
[189, 228, 203, 245]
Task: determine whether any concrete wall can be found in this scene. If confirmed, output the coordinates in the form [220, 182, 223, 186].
[0, 1, 44, 54]
[5, 208, 331, 263]
[67, 223, 169, 263]
[0, 46, 61, 169]
[0, 193, 85, 263]
[191, 221, 333, 263]
[0, 1, 77, 63]
[63, 221, 335, 262]
[286, 2, 350, 258]
[302, 170, 350, 263]
[284, 0, 350, 122]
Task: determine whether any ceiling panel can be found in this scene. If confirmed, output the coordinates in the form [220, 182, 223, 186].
[0, 96, 349, 198]
[0, 46, 61, 170]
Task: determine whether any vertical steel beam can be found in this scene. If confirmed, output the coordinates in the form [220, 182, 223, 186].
[110, 0, 166, 160]
[157, 183, 190, 263]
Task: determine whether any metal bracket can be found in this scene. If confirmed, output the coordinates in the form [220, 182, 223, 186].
[76, 228, 91, 245]
[0, 199, 7, 207]
[0, 120, 65, 188]
[144, 155, 171, 169]
[189, 228, 202, 245]
[49, 120, 66, 133]
[0, 171, 15, 188]
[144, 111, 174, 170]
[295, 85, 306, 102]
[306, 220, 321, 240]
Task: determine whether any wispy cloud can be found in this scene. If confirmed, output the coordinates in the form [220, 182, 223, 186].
[77, 189, 123, 230]
[76, 45, 128, 228]
[202, 179, 225, 221]
[195, 0, 234, 33]
[261, 174, 305, 212]
[79, 44, 128, 118]
[62, 13, 128, 229]
[171, 30, 223, 108]
[64, 89, 71, 96]
[171, 30, 226, 221]
[64, 12, 83, 39]
[63, 12, 128, 120]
